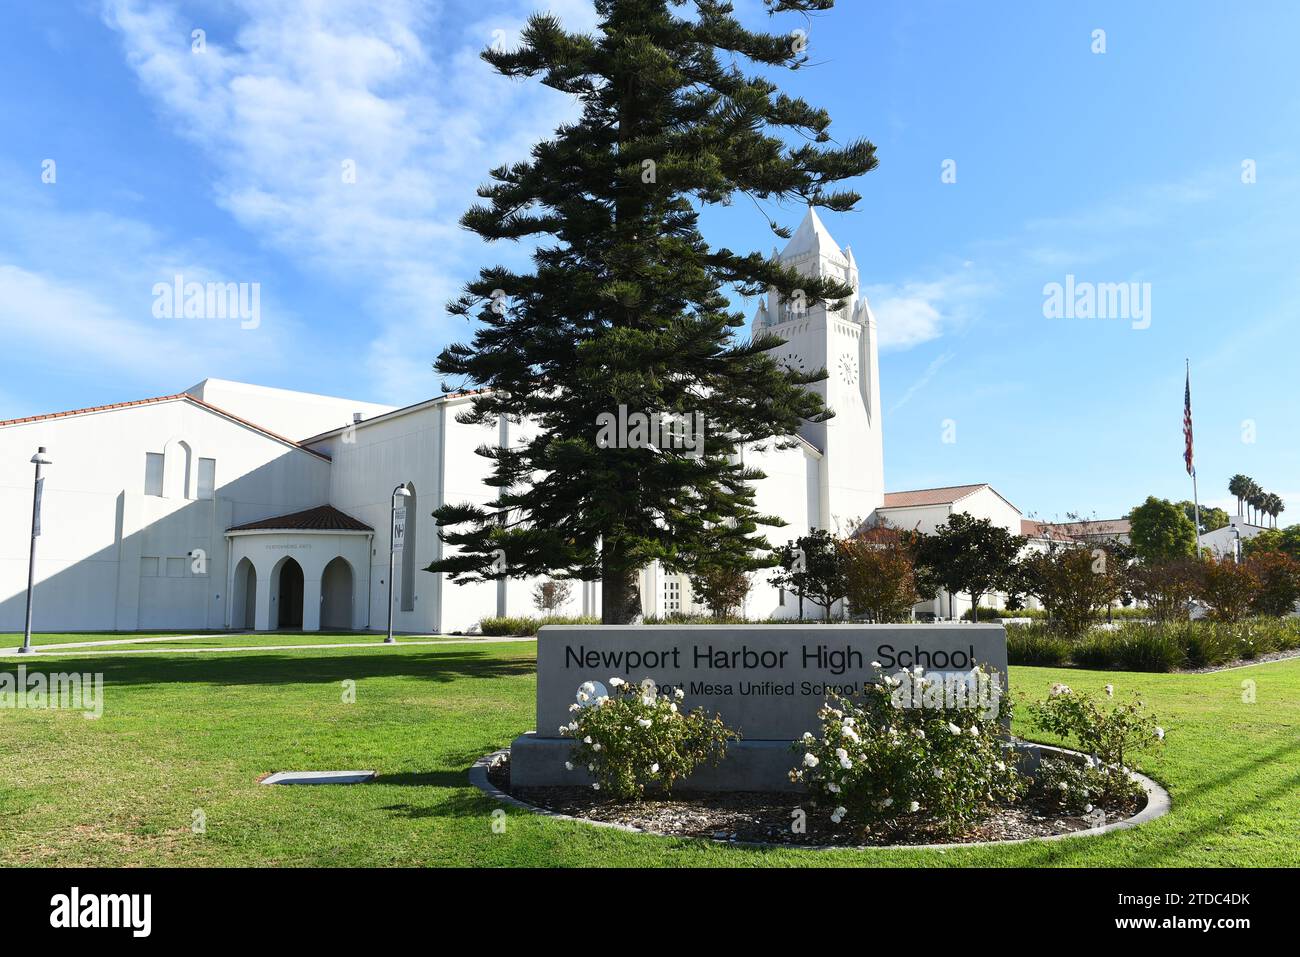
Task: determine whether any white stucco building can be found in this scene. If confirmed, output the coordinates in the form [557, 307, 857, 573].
[1, 210, 1036, 634]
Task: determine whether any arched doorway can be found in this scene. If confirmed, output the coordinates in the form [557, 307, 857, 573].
[231, 557, 257, 630]
[275, 557, 304, 629]
[320, 557, 354, 630]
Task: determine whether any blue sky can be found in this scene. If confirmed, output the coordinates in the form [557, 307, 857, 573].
[2, 0, 1297, 524]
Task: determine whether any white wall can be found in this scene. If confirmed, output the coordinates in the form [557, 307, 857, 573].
[187, 378, 395, 443]
[0, 399, 330, 632]
[312, 396, 505, 634]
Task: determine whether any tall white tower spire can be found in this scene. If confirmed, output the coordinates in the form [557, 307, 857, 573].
[759, 207, 885, 531]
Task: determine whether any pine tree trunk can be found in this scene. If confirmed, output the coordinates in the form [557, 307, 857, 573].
[600, 542, 641, 624]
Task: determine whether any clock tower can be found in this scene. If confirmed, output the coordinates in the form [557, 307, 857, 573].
[752, 208, 885, 531]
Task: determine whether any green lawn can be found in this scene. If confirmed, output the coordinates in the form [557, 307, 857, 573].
[1, 632, 468, 650]
[3, 631, 234, 648]
[1, 641, 1297, 866]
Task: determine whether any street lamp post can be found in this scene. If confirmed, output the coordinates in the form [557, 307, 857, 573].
[19, 447, 53, 655]
[386, 484, 411, 644]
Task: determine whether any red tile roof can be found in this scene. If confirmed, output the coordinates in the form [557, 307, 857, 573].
[228, 505, 372, 533]
[1050, 519, 1132, 537]
[1022, 518, 1131, 540]
[0, 393, 190, 427]
[880, 484, 988, 508]
[0, 393, 330, 461]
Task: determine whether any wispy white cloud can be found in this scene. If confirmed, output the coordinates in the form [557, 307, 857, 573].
[865, 264, 992, 351]
[889, 349, 955, 413]
[0, 170, 303, 410]
[101, 0, 597, 400]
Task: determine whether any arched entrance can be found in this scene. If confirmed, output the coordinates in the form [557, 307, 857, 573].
[275, 557, 304, 629]
[231, 557, 257, 630]
[320, 557, 354, 630]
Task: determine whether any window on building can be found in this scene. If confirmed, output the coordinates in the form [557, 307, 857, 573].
[144, 453, 164, 496]
[664, 579, 681, 613]
[140, 557, 159, 577]
[197, 458, 216, 499]
[779, 587, 786, 607]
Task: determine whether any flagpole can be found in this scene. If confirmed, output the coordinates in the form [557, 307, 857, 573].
[1187, 359, 1203, 558]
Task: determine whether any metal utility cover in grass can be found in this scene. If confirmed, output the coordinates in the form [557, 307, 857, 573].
[261, 771, 376, 785]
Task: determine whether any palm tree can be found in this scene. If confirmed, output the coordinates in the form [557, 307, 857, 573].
[1265, 492, 1284, 528]
[1228, 474, 1251, 517]
[1246, 480, 1264, 525]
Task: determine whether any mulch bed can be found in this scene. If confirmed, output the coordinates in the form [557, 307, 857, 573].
[487, 759, 1142, 847]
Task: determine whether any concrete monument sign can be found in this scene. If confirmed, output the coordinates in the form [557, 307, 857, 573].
[510, 624, 1009, 791]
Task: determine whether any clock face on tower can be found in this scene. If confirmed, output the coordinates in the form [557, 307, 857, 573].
[838, 354, 858, 386]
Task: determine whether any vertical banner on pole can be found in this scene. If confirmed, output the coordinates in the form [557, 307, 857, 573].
[392, 506, 406, 552]
[33, 476, 43, 537]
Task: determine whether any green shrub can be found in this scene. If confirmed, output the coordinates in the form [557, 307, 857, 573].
[791, 666, 1025, 835]
[961, 606, 1007, 622]
[1034, 757, 1127, 814]
[1005, 623, 1072, 666]
[477, 615, 599, 636]
[1072, 627, 1186, 672]
[1179, 621, 1240, 668]
[560, 678, 735, 800]
[1026, 683, 1163, 807]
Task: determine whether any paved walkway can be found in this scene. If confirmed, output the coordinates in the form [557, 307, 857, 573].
[0, 634, 536, 657]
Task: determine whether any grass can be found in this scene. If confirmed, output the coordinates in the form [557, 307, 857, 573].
[1, 640, 1298, 866]
[1, 632, 473, 651]
[2, 631, 234, 648]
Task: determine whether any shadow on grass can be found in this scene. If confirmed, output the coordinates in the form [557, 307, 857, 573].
[1001, 735, 1300, 868]
[13, 648, 535, 688]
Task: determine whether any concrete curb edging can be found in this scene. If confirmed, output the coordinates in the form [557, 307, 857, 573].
[467, 741, 1171, 851]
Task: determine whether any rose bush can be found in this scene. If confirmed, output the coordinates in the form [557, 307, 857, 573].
[1025, 682, 1163, 810]
[791, 666, 1025, 835]
[560, 678, 736, 800]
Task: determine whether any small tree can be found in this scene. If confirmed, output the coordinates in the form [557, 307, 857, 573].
[1196, 557, 1259, 623]
[1129, 558, 1201, 622]
[770, 529, 846, 621]
[1246, 551, 1300, 617]
[1020, 543, 1127, 637]
[1129, 497, 1197, 563]
[915, 512, 1024, 620]
[839, 527, 919, 622]
[688, 565, 752, 619]
[532, 578, 575, 613]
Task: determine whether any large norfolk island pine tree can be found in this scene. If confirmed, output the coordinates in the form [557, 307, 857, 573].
[429, 1, 877, 623]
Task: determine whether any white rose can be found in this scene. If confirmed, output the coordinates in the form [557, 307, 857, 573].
[803, 753, 819, 768]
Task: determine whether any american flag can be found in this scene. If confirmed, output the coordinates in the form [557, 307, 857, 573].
[1183, 366, 1195, 476]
